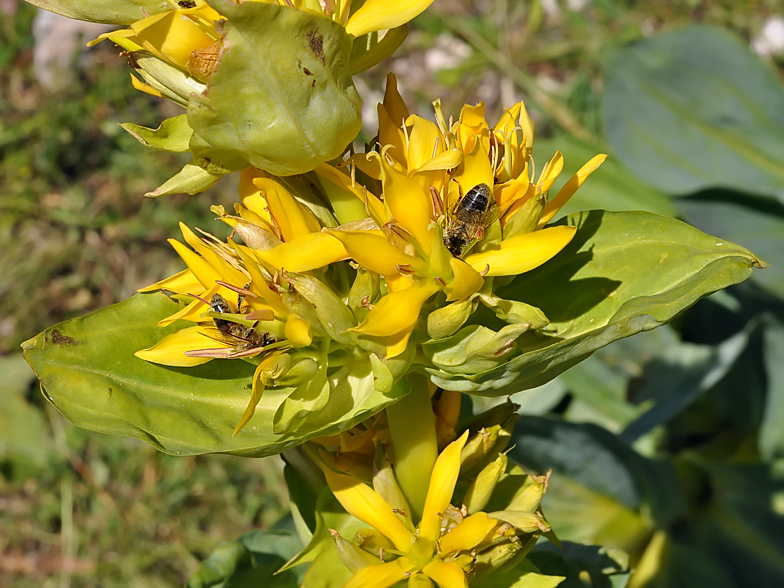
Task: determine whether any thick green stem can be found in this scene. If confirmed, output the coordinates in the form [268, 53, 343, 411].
[386, 373, 438, 522]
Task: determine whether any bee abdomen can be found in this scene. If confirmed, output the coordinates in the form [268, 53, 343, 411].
[459, 183, 491, 214]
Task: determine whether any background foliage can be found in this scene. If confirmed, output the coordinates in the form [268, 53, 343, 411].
[2, 0, 783, 586]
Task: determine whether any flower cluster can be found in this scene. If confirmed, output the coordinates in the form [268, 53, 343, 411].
[87, 0, 438, 182]
[136, 77, 605, 439]
[312, 396, 557, 588]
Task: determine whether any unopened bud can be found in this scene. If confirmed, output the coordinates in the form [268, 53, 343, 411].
[331, 529, 381, 573]
[463, 453, 507, 515]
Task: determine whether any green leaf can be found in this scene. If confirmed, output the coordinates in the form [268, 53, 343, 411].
[528, 543, 631, 588]
[186, 529, 305, 588]
[189, 1, 362, 176]
[676, 194, 784, 297]
[120, 115, 193, 153]
[24, 0, 168, 25]
[619, 321, 755, 444]
[279, 486, 365, 573]
[426, 210, 763, 395]
[760, 316, 784, 459]
[145, 162, 223, 197]
[472, 559, 565, 588]
[509, 416, 686, 528]
[349, 26, 408, 76]
[603, 25, 784, 200]
[0, 354, 55, 470]
[22, 293, 405, 457]
[532, 135, 675, 217]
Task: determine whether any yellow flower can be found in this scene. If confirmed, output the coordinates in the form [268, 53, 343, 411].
[90, 0, 436, 84]
[323, 431, 499, 588]
[134, 174, 350, 434]
[305, 74, 606, 357]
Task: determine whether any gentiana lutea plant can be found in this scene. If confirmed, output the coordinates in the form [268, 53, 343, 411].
[21, 1, 766, 587]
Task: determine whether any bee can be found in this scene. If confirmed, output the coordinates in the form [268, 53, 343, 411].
[206, 292, 276, 355]
[178, 0, 197, 7]
[442, 182, 497, 258]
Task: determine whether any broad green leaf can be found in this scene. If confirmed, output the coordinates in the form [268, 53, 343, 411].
[620, 321, 755, 444]
[694, 460, 784, 584]
[300, 544, 353, 588]
[279, 486, 365, 573]
[603, 26, 784, 200]
[629, 532, 736, 588]
[677, 195, 784, 297]
[120, 115, 193, 153]
[145, 162, 223, 197]
[760, 317, 784, 460]
[532, 135, 675, 217]
[22, 293, 405, 457]
[189, 1, 362, 176]
[0, 354, 55, 471]
[472, 558, 565, 588]
[529, 543, 631, 588]
[426, 210, 763, 395]
[509, 416, 686, 528]
[25, 0, 168, 25]
[186, 529, 305, 588]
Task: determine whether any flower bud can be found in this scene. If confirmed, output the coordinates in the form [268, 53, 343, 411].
[463, 453, 507, 515]
[187, 1, 362, 176]
[331, 530, 381, 572]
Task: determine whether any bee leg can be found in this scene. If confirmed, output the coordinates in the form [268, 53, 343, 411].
[237, 282, 253, 314]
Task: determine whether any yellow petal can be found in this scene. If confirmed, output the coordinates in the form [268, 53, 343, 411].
[253, 177, 321, 241]
[169, 239, 223, 290]
[464, 226, 576, 277]
[254, 231, 349, 272]
[379, 160, 434, 255]
[438, 512, 497, 554]
[500, 182, 536, 226]
[452, 141, 495, 206]
[130, 11, 216, 69]
[343, 561, 409, 588]
[233, 351, 281, 436]
[233, 245, 288, 317]
[322, 468, 413, 552]
[494, 175, 531, 217]
[445, 258, 484, 302]
[138, 269, 201, 294]
[419, 430, 469, 541]
[327, 230, 427, 276]
[494, 103, 522, 136]
[130, 73, 165, 98]
[378, 103, 409, 169]
[519, 100, 535, 151]
[457, 103, 488, 154]
[346, 0, 435, 38]
[178, 223, 247, 287]
[538, 154, 608, 228]
[383, 73, 410, 128]
[239, 168, 274, 223]
[351, 279, 440, 337]
[422, 560, 468, 588]
[406, 115, 443, 172]
[316, 163, 386, 226]
[285, 313, 313, 347]
[536, 151, 564, 194]
[413, 148, 462, 174]
[134, 326, 228, 367]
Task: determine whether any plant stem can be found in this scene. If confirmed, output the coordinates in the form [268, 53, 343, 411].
[386, 373, 439, 522]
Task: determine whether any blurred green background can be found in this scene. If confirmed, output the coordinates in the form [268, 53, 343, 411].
[2, 0, 784, 586]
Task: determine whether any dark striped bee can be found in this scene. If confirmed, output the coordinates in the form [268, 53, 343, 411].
[208, 293, 276, 355]
[442, 183, 497, 257]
